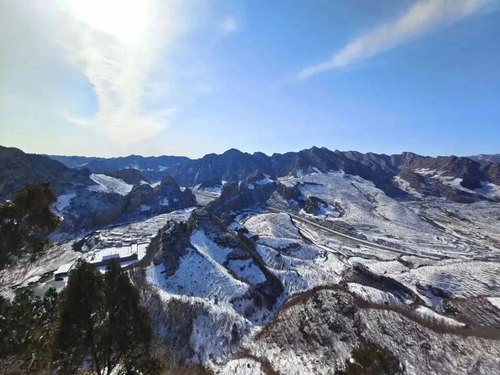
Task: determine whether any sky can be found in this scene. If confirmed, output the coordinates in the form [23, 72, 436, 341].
[1, 0, 499, 158]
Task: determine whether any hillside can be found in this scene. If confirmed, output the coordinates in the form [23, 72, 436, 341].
[2, 145, 500, 373]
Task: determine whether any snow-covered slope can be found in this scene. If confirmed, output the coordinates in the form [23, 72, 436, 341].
[88, 173, 134, 195]
[3, 166, 500, 373]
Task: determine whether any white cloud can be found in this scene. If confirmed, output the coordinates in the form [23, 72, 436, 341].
[221, 16, 238, 34]
[1, 0, 191, 146]
[298, 0, 485, 79]
[60, 0, 187, 144]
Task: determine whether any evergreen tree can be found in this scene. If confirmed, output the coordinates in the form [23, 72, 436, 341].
[53, 260, 106, 374]
[0, 288, 59, 373]
[341, 339, 403, 375]
[102, 260, 158, 375]
[53, 260, 159, 375]
[0, 183, 59, 268]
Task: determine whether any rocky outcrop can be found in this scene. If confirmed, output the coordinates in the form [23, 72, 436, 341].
[155, 220, 193, 276]
[125, 176, 196, 216]
[104, 168, 149, 185]
[152, 208, 284, 315]
[277, 181, 301, 201]
[303, 196, 329, 215]
[60, 188, 128, 231]
[150, 176, 196, 212]
[126, 184, 155, 212]
[208, 178, 277, 216]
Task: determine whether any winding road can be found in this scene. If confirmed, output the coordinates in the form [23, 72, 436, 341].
[267, 207, 448, 260]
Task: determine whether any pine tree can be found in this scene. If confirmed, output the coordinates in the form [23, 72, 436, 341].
[341, 339, 403, 375]
[53, 260, 106, 374]
[102, 260, 158, 375]
[0, 183, 59, 268]
[52, 260, 159, 374]
[0, 287, 59, 372]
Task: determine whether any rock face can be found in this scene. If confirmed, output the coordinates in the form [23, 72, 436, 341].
[155, 220, 192, 276]
[277, 181, 301, 201]
[129, 176, 196, 215]
[62, 189, 128, 230]
[152, 208, 284, 318]
[126, 184, 156, 213]
[208, 177, 276, 216]
[303, 196, 329, 215]
[104, 169, 149, 185]
[59, 175, 196, 232]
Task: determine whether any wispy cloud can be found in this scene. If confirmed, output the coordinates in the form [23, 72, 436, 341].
[298, 0, 485, 79]
[59, 0, 187, 144]
[0, 0, 190, 146]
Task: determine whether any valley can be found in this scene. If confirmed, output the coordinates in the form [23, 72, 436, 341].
[1, 146, 499, 374]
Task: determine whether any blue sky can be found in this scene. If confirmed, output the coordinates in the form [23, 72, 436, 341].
[1, 0, 499, 158]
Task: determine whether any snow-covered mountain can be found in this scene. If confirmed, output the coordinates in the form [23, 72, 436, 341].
[469, 153, 500, 164]
[2, 144, 500, 373]
[50, 146, 500, 203]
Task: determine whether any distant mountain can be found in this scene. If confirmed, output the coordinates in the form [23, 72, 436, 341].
[49, 154, 189, 182]
[468, 154, 500, 164]
[47, 147, 500, 204]
[168, 147, 499, 203]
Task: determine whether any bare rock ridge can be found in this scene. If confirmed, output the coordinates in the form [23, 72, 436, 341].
[50, 146, 500, 202]
[150, 207, 284, 322]
[468, 153, 500, 164]
[48, 153, 189, 182]
[2, 145, 499, 233]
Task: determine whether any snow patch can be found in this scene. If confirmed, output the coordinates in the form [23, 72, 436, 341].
[88, 174, 133, 196]
[54, 193, 76, 212]
[487, 297, 500, 310]
[415, 306, 466, 327]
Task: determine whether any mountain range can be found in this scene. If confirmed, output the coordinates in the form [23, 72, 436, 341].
[1, 144, 500, 373]
[50, 147, 499, 200]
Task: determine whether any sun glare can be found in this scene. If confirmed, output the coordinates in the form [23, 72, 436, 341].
[69, 0, 150, 47]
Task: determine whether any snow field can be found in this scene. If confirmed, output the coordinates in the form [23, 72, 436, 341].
[88, 173, 133, 195]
